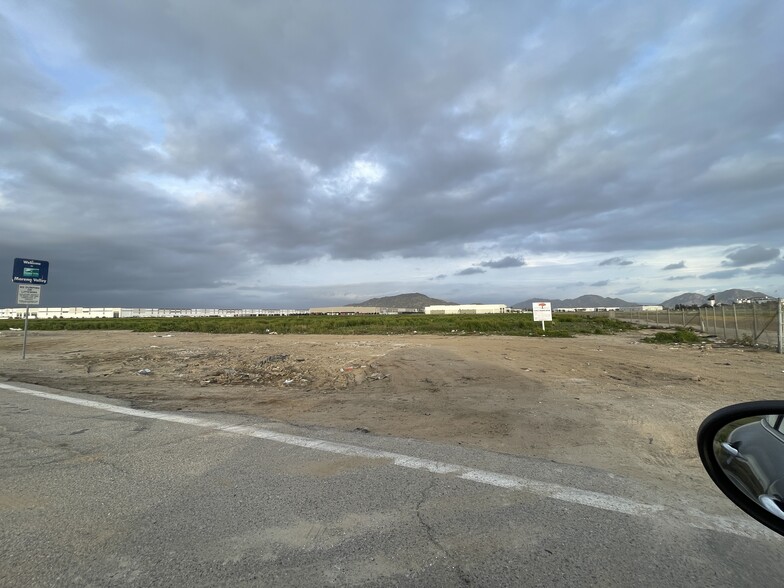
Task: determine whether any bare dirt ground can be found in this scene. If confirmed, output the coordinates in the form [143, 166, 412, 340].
[2, 329, 783, 496]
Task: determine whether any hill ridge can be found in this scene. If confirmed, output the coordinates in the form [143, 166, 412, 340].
[350, 292, 456, 309]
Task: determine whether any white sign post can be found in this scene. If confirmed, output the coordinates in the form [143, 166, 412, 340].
[17, 284, 42, 360]
[532, 301, 553, 332]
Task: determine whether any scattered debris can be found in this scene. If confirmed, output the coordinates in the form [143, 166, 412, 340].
[354, 427, 370, 434]
[258, 354, 288, 366]
[137, 368, 152, 376]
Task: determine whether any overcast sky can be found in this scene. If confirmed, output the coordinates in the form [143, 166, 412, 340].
[1, 1, 783, 309]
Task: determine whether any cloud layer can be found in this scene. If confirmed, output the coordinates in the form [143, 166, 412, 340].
[1, 1, 783, 307]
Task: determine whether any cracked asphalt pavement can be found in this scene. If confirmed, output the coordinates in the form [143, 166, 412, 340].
[2, 383, 783, 586]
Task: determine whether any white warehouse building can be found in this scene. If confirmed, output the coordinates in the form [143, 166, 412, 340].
[424, 304, 509, 315]
[0, 307, 307, 320]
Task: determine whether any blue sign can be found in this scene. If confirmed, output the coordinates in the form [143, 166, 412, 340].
[12, 258, 49, 285]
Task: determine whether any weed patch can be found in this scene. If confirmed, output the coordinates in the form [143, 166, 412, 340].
[642, 329, 703, 344]
[1, 313, 636, 338]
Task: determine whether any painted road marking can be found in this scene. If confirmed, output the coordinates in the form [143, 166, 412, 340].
[0, 382, 775, 540]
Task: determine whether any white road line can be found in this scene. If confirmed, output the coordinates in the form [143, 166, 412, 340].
[0, 382, 774, 540]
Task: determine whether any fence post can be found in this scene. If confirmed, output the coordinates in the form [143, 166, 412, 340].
[699, 307, 705, 332]
[722, 306, 727, 340]
[752, 303, 758, 343]
[682, 309, 686, 327]
[778, 298, 783, 354]
[713, 306, 718, 336]
[733, 304, 740, 341]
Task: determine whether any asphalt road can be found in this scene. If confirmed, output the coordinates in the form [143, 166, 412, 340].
[1, 381, 782, 587]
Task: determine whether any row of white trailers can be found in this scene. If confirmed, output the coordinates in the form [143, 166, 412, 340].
[1, 304, 515, 320]
[0, 306, 511, 319]
[0, 304, 664, 320]
[423, 304, 664, 314]
[0, 307, 308, 320]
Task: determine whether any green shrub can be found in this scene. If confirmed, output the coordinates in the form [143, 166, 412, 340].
[642, 329, 702, 344]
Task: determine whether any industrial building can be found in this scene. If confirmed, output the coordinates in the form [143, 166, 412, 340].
[424, 304, 509, 315]
[3, 305, 520, 320]
[308, 306, 383, 315]
[307, 306, 419, 315]
[553, 305, 663, 313]
[0, 307, 307, 320]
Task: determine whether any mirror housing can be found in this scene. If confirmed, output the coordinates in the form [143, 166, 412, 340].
[698, 400, 784, 536]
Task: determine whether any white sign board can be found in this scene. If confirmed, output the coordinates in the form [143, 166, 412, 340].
[17, 284, 41, 305]
[532, 301, 552, 322]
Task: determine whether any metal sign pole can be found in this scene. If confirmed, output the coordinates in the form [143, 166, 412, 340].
[12, 258, 49, 359]
[22, 304, 29, 359]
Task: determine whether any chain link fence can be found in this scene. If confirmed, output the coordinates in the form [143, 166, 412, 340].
[609, 300, 784, 353]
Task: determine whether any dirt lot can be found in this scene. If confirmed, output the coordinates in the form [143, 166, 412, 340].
[2, 329, 783, 495]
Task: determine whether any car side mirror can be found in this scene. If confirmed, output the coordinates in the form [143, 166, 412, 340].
[698, 401, 784, 536]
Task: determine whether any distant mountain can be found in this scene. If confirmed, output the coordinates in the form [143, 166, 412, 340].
[660, 292, 707, 308]
[512, 294, 641, 309]
[351, 293, 456, 309]
[661, 289, 773, 308]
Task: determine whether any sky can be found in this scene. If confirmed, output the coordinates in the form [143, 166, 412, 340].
[1, 1, 783, 309]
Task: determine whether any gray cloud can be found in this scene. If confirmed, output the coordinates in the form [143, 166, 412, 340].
[455, 267, 486, 276]
[599, 257, 633, 267]
[53, 2, 784, 262]
[662, 261, 686, 270]
[765, 259, 784, 275]
[722, 245, 781, 267]
[700, 269, 745, 280]
[747, 258, 784, 276]
[590, 280, 610, 287]
[479, 256, 526, 269]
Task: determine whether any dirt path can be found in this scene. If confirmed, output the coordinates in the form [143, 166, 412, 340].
[2, 329, 783, 496]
